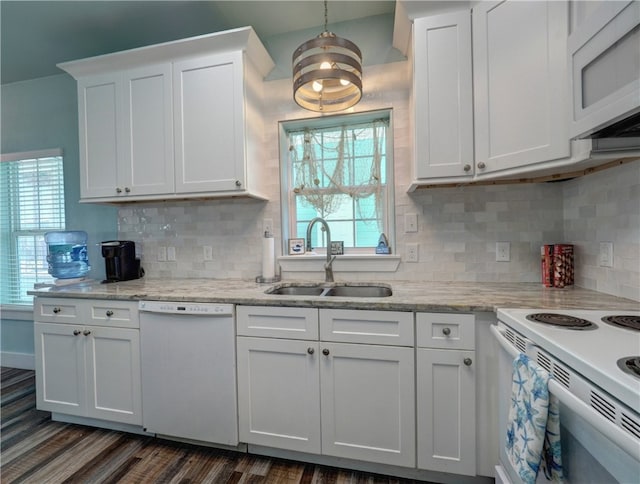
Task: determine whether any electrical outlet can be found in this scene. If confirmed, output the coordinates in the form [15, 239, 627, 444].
[405, 213, 418, 233]
[496, 242, 510, 262]
[599, 242, 613, 267]
[406, 243, 419, 262]
[263, 218, 273, 236]
[157, 246, 167, 262]
[167, 246, 176, 261]
[203, 246, 213, 261]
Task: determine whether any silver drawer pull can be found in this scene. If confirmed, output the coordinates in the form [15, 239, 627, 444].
[53, 307, 61, 314]
[73, 330, 81, 336]
[106, 310, 114, 317]
[322, 348, 330, 356]
[307, 347, 315, 355]
[83, 330, 91, 336]
[442, 327, 451, 336]
[464, 358, 472, 366]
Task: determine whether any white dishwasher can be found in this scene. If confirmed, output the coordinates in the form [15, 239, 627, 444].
[139, 300, 238, 446]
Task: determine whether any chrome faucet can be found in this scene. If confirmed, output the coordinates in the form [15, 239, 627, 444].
[306, 217, 336, 282]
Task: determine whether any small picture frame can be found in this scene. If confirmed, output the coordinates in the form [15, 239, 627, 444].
[288, 238, 305, 255]
[330, 241, 344, 255]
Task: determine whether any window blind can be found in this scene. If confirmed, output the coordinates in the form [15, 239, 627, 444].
[1, 149, 65, 305]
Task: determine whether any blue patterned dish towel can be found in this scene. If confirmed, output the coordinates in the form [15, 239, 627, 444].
[506, 353, 564, 483]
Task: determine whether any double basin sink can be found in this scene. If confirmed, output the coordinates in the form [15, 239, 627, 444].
[266, 283, 392, 298]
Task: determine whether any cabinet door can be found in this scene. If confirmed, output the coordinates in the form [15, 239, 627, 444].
[236, 337, 321, 453]
[473, 1, 569, 174]
[173, 52, 246, 194]
[320, 343, 415, 467]
[78, 73, 122, 199]
[121, 64, 175, 196]
[413, 11, 474, 180]
[34, 322, 86, 415]
[85, 326, 142, 425]
[417, 348, 476, 475]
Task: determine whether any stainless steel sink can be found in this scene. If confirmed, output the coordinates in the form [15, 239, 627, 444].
[325, 285, 392, 297]
[266, 283, 392, 297]
[265, 284, 325, 296]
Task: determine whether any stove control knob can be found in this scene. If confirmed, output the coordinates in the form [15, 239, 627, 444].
[463, 357, 472, 366]
[442, 327, 451, 336]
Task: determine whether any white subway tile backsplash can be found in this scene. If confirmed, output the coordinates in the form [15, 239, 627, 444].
[115, 61, 639, 300]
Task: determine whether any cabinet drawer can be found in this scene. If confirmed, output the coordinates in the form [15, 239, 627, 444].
[34, 297, 83, 323]
[237, 306, 318, 340]
[87, 300, 139, 328]
[320, 309, 414, 346]
[416, 313, 475, 350]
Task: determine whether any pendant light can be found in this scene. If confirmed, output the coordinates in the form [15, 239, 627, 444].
[292, 0, 363, 112]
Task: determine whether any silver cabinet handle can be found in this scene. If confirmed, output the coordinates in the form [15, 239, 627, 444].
[307, 347, 315, 355]
[106, 310, 114, 317]
[235, 180, 242, 187]
[463, 164, 471, 172]
[442, 327, 451, 336]
[73, 329, 81, 336]
[53, 307, 61, 314]
[322, 348, 330, 356]
[477, 162, 486, 169]
[125, 187, 131, 193]
[116, 187, 122, 193]
[83, 330, 91, 336]
[464, 358, 472, 366]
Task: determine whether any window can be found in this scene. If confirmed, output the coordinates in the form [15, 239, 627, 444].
[281, 110, 394, 254]
[1, 149, 65, 305]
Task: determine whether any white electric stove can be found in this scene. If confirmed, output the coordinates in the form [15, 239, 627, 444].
[493, 308, 640, 484]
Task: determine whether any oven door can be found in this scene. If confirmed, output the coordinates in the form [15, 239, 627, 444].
[492, 324, 640, 484]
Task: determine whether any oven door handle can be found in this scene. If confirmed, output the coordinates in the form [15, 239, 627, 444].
[490, 324, 521, 359]
[547, 378, 640, 461]
[492, 324, 640, 461]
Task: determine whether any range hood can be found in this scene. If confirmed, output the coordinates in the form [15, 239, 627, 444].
[585, 111, 640, 153]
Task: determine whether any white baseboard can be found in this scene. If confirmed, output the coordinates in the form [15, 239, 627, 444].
[1, 351, 35, 370]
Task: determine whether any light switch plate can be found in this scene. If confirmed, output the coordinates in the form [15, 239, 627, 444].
[599, 242, 613, 267]
[405, 213, 418, 233]
[167, 246, 176, 261]
[157, 246, 167, 262]
[203, 246, 213, 261]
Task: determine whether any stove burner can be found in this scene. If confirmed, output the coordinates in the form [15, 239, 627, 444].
[526, 313, 597, 329]
[617, 356, 640, 378]
[602, 315, 640, 331]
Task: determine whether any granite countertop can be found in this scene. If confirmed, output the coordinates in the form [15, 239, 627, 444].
[28, 278, 640, 313]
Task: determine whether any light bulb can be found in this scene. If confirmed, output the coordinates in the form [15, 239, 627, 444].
[340, 79, 350, 86]
[320, 61, 332, 70]
[312, 80, 323, 92]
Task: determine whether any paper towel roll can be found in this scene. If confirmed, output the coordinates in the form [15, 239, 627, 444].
[262, 236, 275, 279]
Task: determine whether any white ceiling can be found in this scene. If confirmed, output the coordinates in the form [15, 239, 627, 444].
[0, 1, 396, 84]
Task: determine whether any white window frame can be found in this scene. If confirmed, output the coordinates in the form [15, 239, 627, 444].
[278, 110, 399, 273]
[1, 148, 65, 306]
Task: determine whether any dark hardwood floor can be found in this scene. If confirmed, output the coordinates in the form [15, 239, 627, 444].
[1, 368, 426, 484]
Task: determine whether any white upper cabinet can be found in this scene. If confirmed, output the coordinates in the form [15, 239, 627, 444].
[173, 52, 245, 194]
[472, 0, 570, 175]
[412, 11, 474, 182]
[59, 27, 274, 203]
[409, 1, 584, 189]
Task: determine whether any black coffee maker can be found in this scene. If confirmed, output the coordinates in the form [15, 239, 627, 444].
[101, 241, 143, 283]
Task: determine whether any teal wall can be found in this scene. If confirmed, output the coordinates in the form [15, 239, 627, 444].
[1, 73, 119, 365]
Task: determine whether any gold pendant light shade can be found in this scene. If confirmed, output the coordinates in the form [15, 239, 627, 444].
[292, 29, 362, 112]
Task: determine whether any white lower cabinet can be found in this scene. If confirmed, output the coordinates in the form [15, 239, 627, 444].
[236, 336, 321, 453]
[236, 307, 415, 468]
[320, 342, 415, 467]
[34, 298, 142, 426]
[416, 313, 476, 476]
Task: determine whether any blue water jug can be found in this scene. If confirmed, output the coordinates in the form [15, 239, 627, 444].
[45, 231, 91, 279]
